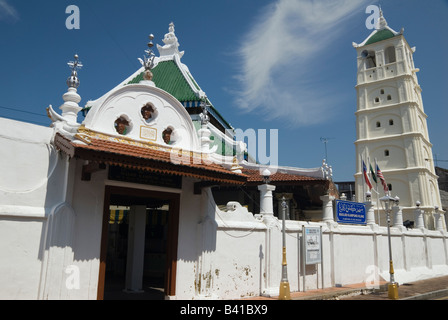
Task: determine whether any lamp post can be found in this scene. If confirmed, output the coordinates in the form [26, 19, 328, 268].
[278, 196, 291, 300]
[379, 194, 399, 300]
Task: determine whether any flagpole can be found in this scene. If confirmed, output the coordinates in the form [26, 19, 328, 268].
[375, 158, 380, 225]
[361, 155, 365, 202]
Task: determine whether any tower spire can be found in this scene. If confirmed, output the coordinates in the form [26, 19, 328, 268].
[377, 7, 388, 30]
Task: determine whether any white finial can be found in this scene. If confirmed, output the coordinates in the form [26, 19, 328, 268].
[377, 8, 388, 30]
[47, 54, 83, 131]
[157, 22, 185, 61]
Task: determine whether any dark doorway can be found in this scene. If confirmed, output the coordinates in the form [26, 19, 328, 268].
[98, 186, 180, 300]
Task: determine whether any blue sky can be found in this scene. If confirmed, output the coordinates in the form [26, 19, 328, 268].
[0, 0, 447, 182]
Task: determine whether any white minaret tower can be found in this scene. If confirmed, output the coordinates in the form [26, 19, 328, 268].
[353, 10, 443, 229]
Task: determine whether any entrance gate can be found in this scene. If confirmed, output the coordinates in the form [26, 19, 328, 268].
[97, 186, 180, 300]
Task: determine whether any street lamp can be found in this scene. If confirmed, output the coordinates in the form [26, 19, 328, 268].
[278, 196, 291, 300]
[262, 169, 271, 185]
[379, 194, 399, 300]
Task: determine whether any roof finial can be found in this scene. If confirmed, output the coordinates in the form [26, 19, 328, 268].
[67, 54, 83, 88]
[377, 7, 388, 30]
[138, 34, 156, 82]
[47, 54, 83, 128]
[200, 97, 210, 126]
[157, 22, 185, 61]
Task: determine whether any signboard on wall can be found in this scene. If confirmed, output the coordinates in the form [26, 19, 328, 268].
[335, 200, 366, 225]
[303, 226, 322, 265]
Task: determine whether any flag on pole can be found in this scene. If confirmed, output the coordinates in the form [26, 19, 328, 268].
[369, 163, 377, 183]
[376, 164, 388, 193]
[363, 160, 373, 190]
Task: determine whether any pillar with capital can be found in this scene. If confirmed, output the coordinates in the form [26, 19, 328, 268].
[414, 201, 425, 230]
[258, 184, 276, 226]
[434, 206, 446, 232]
[320, 194, 335, 222]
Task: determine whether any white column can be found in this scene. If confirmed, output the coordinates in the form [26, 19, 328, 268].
[320, 195, 335, 222]
[258, 184, 276, 227]
[414, 202, 425, 230]
[364, 201, 376, 225]
[392, 205, 404, 229]
[258, 184, 276, 216]
[125, 205, 146, 293]
[434, 207, 446, 232]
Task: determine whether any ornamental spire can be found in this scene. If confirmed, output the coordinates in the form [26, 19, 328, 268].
[138, 34, 156, 83]
[67, 54, 83, 88]
[60, 54, 82, 123]
[377, 8, 388, 30]
[157, 22, 185, 61]
[47, 54, 83, 130]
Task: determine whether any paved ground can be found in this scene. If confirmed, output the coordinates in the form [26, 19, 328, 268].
[344, 275, 448, 300]
[241, 275, 448, 300]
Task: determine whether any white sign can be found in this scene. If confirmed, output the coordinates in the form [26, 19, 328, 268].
[303, 226, 322, 265]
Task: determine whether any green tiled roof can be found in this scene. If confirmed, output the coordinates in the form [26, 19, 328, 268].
[128, 60, 198, 102]
[128, 60, 232, 130]
[365, 29, 396, 45]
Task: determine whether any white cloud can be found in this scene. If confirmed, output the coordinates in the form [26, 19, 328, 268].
[234, 0, 372, 126]
[0, 0, 19, 22]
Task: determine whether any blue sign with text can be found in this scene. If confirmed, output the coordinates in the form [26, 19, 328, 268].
[336, 200, 366, 225]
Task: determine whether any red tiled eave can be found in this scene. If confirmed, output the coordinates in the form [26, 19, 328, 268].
[54, 133, 247, 185]
[243, 169, 326, 186]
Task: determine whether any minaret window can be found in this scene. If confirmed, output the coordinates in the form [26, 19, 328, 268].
[380, 89, 385, 94]
[374, 97, 380, 103]
[387, 95, 392, 101]
[376, 121, 381, 128]
[385, 46, 396, 64]
[384, 149, 390, 157]
[389, 119, 394, 126]
[364, 50, 376, 69]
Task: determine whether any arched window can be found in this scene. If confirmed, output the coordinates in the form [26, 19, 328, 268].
[380, 89, 385, 94]
[387, 184, 392, 191]
[384, 149, 390, 157]
[365, 50, 376, 69]
[389, 119, 394, 126]
[387, 95, 392, 101]
[385, 46, 396, 64]
[376, 121, 381, 128]
[375, 97, 380, 103]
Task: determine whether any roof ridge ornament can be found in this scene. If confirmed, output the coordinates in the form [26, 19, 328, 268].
[67, 54, 83, 88]
[377, 8, 388, 30]
[47, 54, 83, 133]
[157, 22, 185, 61]
[138, 34, 156, 84]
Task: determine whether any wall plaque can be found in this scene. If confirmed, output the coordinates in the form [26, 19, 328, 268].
[140, 126, 157, 141]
